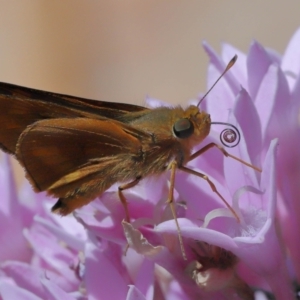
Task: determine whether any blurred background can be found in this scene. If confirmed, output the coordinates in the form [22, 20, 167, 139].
[0, 1, 299, 106]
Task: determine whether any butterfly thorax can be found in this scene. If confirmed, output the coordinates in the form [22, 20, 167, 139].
[126, 105, 211, 176]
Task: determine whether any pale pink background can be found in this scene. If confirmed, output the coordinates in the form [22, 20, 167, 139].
[0, 1, 299, 105]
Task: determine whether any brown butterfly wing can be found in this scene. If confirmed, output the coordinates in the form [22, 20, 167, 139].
[0, 82, 148, 154]
[16, 117, 152, 214]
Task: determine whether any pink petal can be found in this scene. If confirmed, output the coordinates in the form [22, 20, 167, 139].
[1, 262, 45, 298]
[0, 155, 32, 262]
[41, 278, 77, 300]
[0, 280, 43, 300]
[282, 27, 300, 89]
[224, 114, 259, 197]
[84, 240, 129, 300]
[233, 88, 262, 167]
[254, 64, 290, 144]
[34, 216, 85, 251]
[24, 226, 79, 288]
[133, 259, 154, 299]
[247, 41, 272, 100]
[126, 286, 147, 300]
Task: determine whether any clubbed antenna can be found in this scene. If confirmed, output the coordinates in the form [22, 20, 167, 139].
[197, 55, 237, 107]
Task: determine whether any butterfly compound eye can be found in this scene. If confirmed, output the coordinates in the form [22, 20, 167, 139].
[173, 118, 194, 139]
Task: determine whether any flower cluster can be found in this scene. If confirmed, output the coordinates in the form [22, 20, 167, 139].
[0, 28, 300, 300]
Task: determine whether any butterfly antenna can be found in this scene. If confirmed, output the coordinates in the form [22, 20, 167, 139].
[197, 55, 237, 107]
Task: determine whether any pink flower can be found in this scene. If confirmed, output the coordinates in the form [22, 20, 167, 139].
[124, 28, 300, 298]
[1, 27, 300, 300]
[201, 28, 300, 293]
[0, 156, 86, 299]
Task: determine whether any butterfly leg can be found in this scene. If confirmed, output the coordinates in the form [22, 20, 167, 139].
[119, 177, 141, 256]
[179, 166, 240, 221]
[167, 161, 187, 260]
[118, 176, 141, 222]
[189, 142, 261, 172]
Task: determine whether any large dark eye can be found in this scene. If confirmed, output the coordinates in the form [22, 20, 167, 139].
[173, 118, 194, 139]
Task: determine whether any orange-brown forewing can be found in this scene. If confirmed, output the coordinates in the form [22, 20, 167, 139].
[0, 82, 148, 154]
[15, 116, 152, 214]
